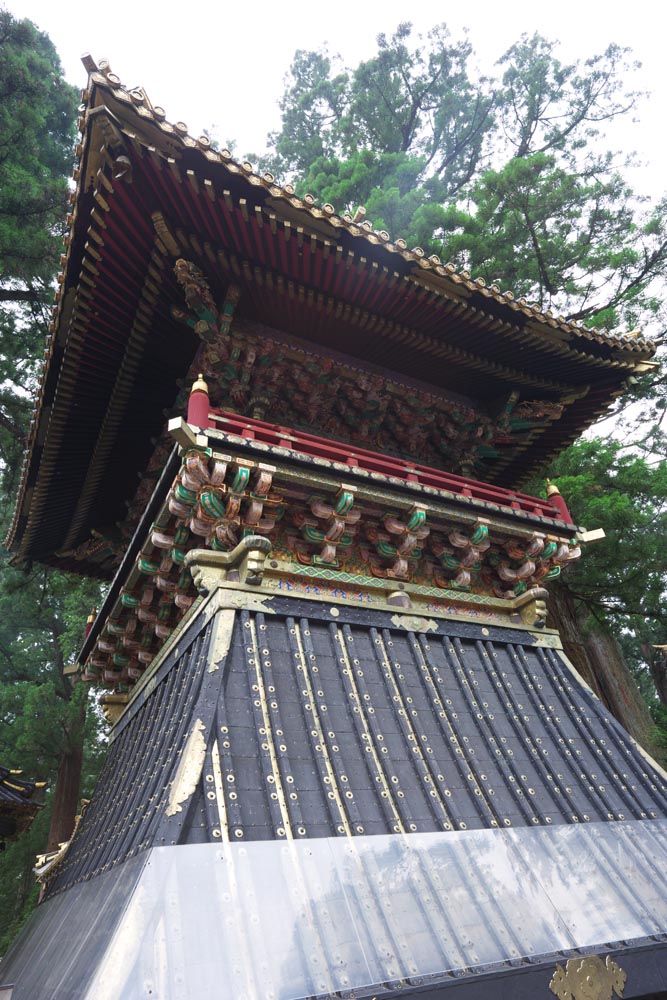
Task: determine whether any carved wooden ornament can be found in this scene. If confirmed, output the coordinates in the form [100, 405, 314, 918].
[550, 955, 627, 1000]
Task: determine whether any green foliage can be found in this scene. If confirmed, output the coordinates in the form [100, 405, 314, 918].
[266, 24, 667, 332]
[0, 552, 106, 947]
[525, 439, 667, 717]
[0, 10, 105, 946]
[269, 23, 494, 200]
[266, 22, 667, 715]
[0, 558, 101, 757]
[0, 9, 77, 290]
[0, 554, 106, 949]
[294, 149, 432, 244]
[533, 439, 667, 636]
[441, 154, 642, 319]
[0, 10, 78, 483]
[0, 807, 47, 953]
[495, 35, 640, 161]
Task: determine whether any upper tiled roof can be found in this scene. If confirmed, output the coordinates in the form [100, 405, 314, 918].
[77, 59, 654, 355]
[5, 57, 657, 571]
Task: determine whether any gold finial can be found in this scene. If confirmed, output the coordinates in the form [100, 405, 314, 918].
[191, 373, 209, 395]
[546, 478, 561, 497]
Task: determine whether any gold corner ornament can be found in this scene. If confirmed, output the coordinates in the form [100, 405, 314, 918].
[166, 718, 207, 816]
[550, 955, 627, 1000]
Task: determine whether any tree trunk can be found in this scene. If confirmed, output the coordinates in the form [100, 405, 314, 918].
[654, 660, 667, 705]
[547, 582, 657, 753]
[547, 583, 602, 694]
[46, 743, 83, 851]
[644, 651, 667, 706]
[46, 702, 85, 852]
[584, 628, 656, 750]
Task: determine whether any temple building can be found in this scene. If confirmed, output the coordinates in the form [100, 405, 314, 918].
[3, 57, 667, 999]
[0, 767, 43, 850]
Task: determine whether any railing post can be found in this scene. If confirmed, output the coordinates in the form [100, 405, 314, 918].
[187, 373, 210, 429]
[546, 479, 573, 524]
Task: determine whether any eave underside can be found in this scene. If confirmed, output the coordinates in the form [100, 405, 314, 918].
[0, 766, 43, 840]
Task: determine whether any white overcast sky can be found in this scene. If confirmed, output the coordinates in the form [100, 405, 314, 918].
[12, 0, 667, 199]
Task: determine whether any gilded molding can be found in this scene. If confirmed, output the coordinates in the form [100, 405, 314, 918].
[514, 586, 549, 628]
[99, 692, 129, 726]
[390, 613, 439, 634]
[207, 607, 236, 672]
[166, 718, 207, 816]
[550, 955, 626, 1000]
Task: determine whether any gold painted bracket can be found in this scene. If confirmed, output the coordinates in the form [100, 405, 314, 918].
[550, 955, 627, 1000]
[512, 586, 548, 629]
[100, 692, 130, 726]
[185, 535, 272, 594]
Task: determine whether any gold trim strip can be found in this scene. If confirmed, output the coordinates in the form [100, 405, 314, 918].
[211, 741, 229, 843]
[335, 624, 405, 834]
[292, 620, 352, 837]
[166, 718, 206, 817]
[373, 628, 455, 831]
[248, 615, 293, 839]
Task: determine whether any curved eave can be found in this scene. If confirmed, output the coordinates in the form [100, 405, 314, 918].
[5, 59, 657, 569]
[81, 65, 656, 355]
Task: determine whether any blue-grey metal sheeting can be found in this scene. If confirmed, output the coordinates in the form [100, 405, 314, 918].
[4, 828, 667, 998]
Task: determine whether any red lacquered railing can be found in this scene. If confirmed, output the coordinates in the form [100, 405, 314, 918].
[205, 407, 570, 523]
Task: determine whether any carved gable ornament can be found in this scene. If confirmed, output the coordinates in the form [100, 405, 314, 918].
[550, 955, 627, 1000]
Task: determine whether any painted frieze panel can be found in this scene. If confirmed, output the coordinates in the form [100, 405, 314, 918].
[171, 259, 566, 479]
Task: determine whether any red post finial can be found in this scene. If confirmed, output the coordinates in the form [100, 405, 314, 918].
[84, 608, 97, 639]
[546, 479, 572, 524]
[187, 373, 210, 428]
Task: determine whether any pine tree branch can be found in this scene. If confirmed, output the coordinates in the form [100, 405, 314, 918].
[0, 288, 45, 303]
[522, 207, 557, 295]
[566, 234, 667, 321]
[0, 407, 27, 445]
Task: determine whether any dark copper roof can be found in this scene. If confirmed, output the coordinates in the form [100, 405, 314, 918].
[6, 57, 656, 573]
[4, 593, 663, 998]
[50, 599, 667, 889]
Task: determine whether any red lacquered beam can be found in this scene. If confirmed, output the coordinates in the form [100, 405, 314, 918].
[207, 407, 568, 522]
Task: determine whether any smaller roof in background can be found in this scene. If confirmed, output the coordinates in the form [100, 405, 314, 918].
[0, 766, 45, 843]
